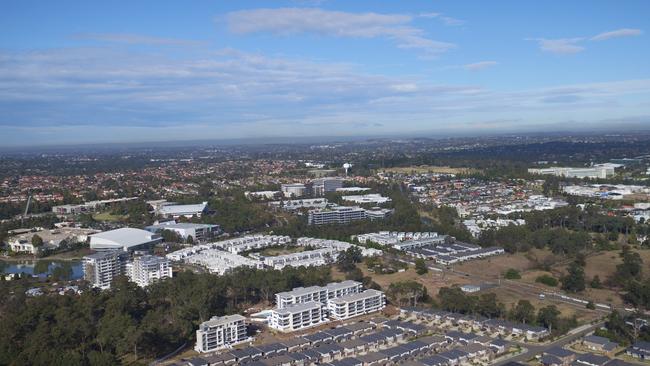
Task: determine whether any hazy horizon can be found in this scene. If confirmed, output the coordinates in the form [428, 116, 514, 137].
[2, 0, 649, 146]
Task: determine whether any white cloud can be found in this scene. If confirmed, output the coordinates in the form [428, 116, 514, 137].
[591, 28, 642, 41]
[73, 33, 204, 46]
[463, 61, 498, 71]
[529, 38, 585, 54]
[530, 28, 642, 54]
[391, 83, 418, 92]
[226, 8, 455, 55]
[2, 43, 650, 143]
[418, 12, 465, 26]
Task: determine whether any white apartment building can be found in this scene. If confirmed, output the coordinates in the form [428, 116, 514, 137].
[296, 237, 382, 257]
[268, 198, 329, 211]
[215, 235, 291, 254]
[245, 191, 281, 200]
[311, 178, 344, 196]
[365, 207, 394, 221]
[327, 289, 386, 320]
[262, 248, 337, 270]
[195, 314, 249, 353]
[126, 255, 172, 287]
[342, 194, 392, 205]
[307, 205, 366, 225]
[528, 165, 615, 179]
[83, 250, 128, 289]
[281, 183, 307, 198]
[269, 301, 327, 332]
[275, 280, 362, 309]
[144, 222, 220, 242]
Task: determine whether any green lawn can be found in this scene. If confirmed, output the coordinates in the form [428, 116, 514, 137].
[259, 246, 305, 256]
[93, 212, 128, 222]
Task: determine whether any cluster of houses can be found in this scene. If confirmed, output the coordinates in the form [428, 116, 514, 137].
[183, 315, 510, 366]
[179, 301, 648, 366]
[400, 308, 549, 342]
[167, 237, 381, 274]
[352, 231, 505, 265]
[406, 243, 505, 266]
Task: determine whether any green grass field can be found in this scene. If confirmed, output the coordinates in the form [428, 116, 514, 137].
[92, 212, 128, 222]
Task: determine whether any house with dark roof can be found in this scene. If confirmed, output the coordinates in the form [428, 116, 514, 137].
[260, 354, 295, 366]
[438, 348, 469, 365]
[186, 357, 208, 366]
[575, 353, 610, 366]
[420, 355, 451, 366]
[229, 347, 263, 362]
[356, 351, 389, 366]
[626, 340, 650, 360]
[325, 326, 355, 342]
[445, 330, 478, 344]
[342, 322, 375, 336]
[256, 342, 288, 357]
[489, 338, 509, 354]
[304, 331, 334, 345]
[543, 347, 577, 366]
[583, 335, 618, 355]
[380, 345, 411, 362]
[280, 336, 309, 352]
[339, 338, 368, 357]
[402, 340, 433, 356]
[326, 358, 363, 366]
[418, 335, 449, 350]
[202, 352, 237, 366]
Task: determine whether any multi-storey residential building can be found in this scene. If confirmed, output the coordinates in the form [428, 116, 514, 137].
[275, 280, 362, 309]
[528, 165, 615, 179]
[307, 205, 366, 225]
[82, 251, 128, 289]
[195, 314, 249, 353]
[341, 193, 391, 205]
[126, 255, 172, 287]
[281, 183, 306, 198]
[144, 222, 220, 242]
[262, 247, 337, 270]
[311, 178, 344, 196]
[269, 301, 327, 332]
[327, 289, 386, 320]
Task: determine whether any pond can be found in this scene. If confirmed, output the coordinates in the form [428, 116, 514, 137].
[0, 259, 83, 279]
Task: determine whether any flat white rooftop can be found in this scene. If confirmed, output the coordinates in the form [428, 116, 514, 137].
[90, 228, 161, 250]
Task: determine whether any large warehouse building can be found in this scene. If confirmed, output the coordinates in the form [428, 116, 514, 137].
[89, 228, 163, 251]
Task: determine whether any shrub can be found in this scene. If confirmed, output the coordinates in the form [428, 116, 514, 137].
[536, 274, 559, 287]
[504, 268, 521, 279]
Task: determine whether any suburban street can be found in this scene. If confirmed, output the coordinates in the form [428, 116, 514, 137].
[493, 321, 606, 366]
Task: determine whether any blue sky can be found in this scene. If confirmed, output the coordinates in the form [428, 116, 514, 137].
[1, 0, 649, 146]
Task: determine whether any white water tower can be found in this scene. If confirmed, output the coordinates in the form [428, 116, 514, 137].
[343, 163, 352, 176]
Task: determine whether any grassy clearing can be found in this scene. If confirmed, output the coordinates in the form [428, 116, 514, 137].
[453, 248, 557, 279]
[359, 262, 473, 297]
[92, 212, 128, 222]
[258, 246, 305, 257]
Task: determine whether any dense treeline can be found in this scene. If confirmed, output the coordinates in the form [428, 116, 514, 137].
[0, 200, 58, 220]
[436, 287, 577, 335]
[598, 311, 650, 346]
[421, 206, 474, 242]
[478, 206, 639, 255]
[0, 266, 332, 365]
